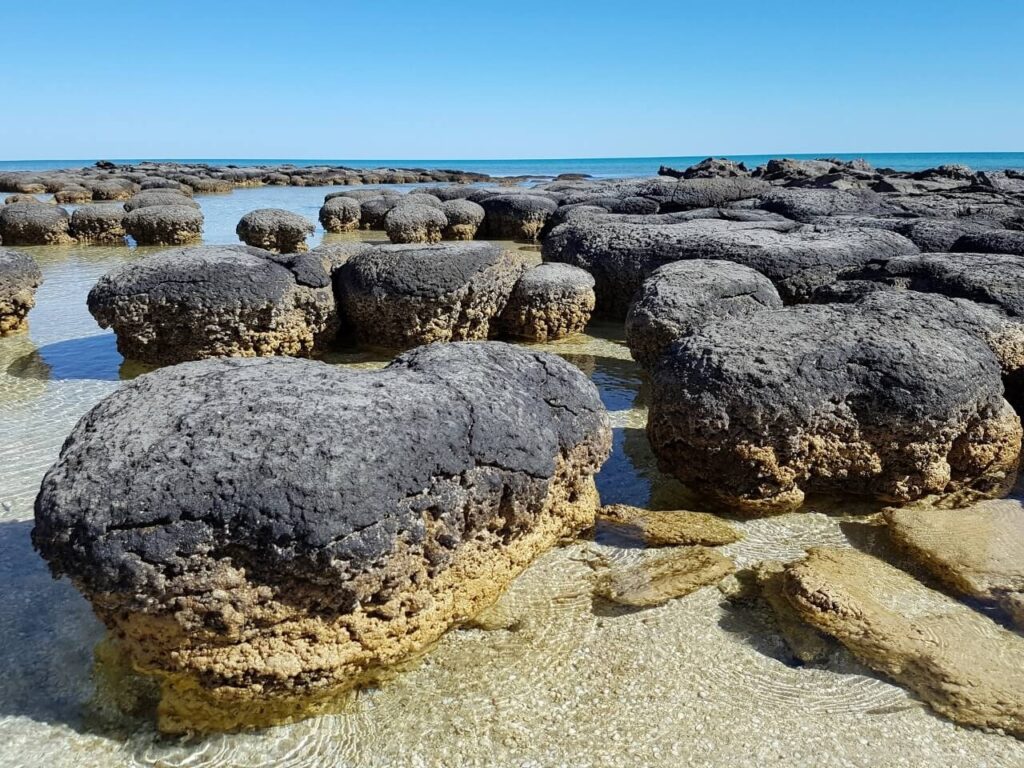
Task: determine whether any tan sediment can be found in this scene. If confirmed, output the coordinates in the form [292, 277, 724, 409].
[781, 547, 1024, 737]
[594, 546, 735, 607]
[83, 441, 607, 734]
[597, 504, 741, 547]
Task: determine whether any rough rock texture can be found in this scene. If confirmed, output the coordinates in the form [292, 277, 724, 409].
[827, 252, 1024, 318]
[123, 190, 200, 212]
[88, 179, 137, 201]
[849, 291, 1024, 407]
[544, 216, 916, 317]
[4, 193, 49, 205]
[594, 547, 735, 607]
[318, 196, 362, 233]
[953, 230, 1024, 256]
[310, 241, 374, 273]
[384, 204, 447, 244]
[497, 263, 595, 341]
[33, 343, 612, 733]
[0, 248, 43, 334]
[336, 242, 527, 347]
[597, 504, 741, 547]
[639, 177, 769, 211]
[87, 245, 337, 364]
[69, 203, 127, 243]
[123, 204, 204, 245]
[648, 303, 1022, 514]
[236, 209, 315, 253]
[359, 197, 398, 229]
[781, 547, 1024, 737]
[898, 218, 995, 253]
[441, 199, 485, 240]
[403, 193, 444, 209]
[0, 203, 74, 245]
[54, 186, 93, 204]
[480, 195, 558, 241]
[885, 500, 1024, 624]
[625, 259, 782, 369]
[759, 188, 885, 222]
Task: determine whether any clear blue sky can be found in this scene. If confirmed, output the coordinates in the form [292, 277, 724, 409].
[1, 0, 1022, 160]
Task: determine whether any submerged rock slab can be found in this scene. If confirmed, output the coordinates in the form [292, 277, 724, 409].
[782, 547, 1024, 736]
[597, 504, 741, 547]
[885, 500, 1024, 624]
[32, 343, 612, 733]
[753, 560, 834, 664]
[0, 248, 43, 334]
[648, 302, 1022, 514]
[336, 242, 526, 347]
[594, 546, 735, 607]
[87, 245, 337, 364]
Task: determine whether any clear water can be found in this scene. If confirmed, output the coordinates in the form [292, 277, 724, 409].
[3, 152, 1024, 177]
[1, 186, 1022, 767]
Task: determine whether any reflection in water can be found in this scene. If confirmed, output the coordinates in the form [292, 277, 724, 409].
[0, 192, 1021, 767]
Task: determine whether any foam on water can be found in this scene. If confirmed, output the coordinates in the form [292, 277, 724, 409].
[1, 186, 1022, 767]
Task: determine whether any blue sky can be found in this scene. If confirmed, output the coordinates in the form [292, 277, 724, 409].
[1, 1, 1022, 160]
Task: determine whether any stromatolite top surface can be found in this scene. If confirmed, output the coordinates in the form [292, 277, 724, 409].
[87, 244, 326, 312]
[338, 242, 521, 297]
[654, 302, 1003, 430]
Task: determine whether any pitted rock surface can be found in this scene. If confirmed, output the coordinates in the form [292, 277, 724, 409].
[335, 242, 527, 347]
[87, 244, 337, 364]
[0, 248, 43, 333]
[236, 208, 315, 253]
[124, 204, 203, 245]
[544, 215, 916, 317]
[497, 262, 595, 341]
[625, 259, 782, 369]
[648, 302, 1021, 514]
[0, 203, 74, 245]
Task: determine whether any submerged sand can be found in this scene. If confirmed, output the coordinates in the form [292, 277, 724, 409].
[1, 188, 1023, 767]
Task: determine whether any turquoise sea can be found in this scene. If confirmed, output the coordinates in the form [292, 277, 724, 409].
[2, 152, 1023, 177]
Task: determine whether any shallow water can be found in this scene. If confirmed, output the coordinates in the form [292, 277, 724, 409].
[1, 187, 1023, 767]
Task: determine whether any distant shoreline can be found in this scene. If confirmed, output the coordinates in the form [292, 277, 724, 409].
[3, 152, 1024, 178]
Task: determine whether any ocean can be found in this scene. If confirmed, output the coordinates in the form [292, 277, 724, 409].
[2, 152, 1023, 178]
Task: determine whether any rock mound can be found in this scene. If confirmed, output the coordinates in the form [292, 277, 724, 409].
[87, 245, 336, 364]
[33, 343, 612, 732]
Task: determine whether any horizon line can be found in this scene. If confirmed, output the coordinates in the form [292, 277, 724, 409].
[3, 150, 1024, 165]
